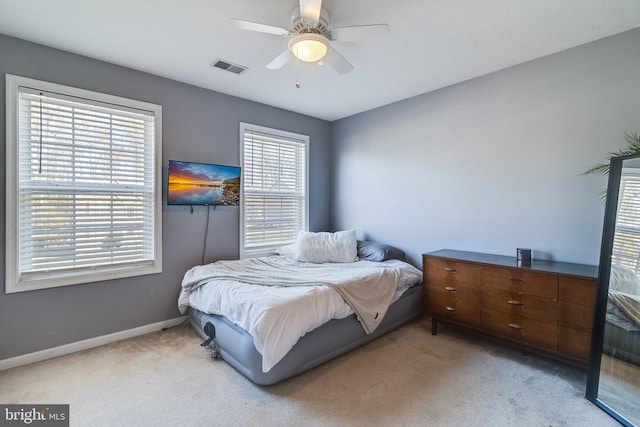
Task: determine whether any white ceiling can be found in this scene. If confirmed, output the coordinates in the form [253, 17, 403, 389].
[1, 0, 639, 121]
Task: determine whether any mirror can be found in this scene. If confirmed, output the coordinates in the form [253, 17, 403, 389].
[587, 153, 640, 426]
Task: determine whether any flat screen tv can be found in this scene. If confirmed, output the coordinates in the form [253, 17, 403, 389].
[167, 160, 240, 206]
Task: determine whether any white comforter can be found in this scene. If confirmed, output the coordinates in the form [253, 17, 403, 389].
[178, 256, 422, 372]
[610, 290, 640, 327]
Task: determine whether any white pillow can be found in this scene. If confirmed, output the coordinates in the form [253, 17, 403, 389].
[274, 243, 296, 257]
[295, 230, 357, 263]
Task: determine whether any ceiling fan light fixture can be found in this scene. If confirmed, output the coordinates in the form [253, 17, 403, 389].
[289, 33, 329, 62]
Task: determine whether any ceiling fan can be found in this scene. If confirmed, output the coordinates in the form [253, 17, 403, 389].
[232, 0, 389, 74]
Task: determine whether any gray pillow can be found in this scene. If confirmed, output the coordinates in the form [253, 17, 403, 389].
[357, 240, 405, 262]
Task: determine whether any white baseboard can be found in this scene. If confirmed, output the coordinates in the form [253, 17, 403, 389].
[0, 316, 188, 371]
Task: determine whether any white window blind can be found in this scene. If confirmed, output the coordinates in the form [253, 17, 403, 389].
[612, 169, 640, 273]
[240, 123, 308, 257]
[6, 75, 162, 292]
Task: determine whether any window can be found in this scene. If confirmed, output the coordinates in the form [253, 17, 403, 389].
[5, 75, 162, 293]
[612, 168, 640, 273]
[240, 123, 308, 257]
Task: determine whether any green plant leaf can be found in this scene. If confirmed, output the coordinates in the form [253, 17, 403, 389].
[583, 132, 640, 175]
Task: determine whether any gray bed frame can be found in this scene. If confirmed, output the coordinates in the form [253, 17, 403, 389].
[188, 283, 423, 385]
[603, 302, 640, 367]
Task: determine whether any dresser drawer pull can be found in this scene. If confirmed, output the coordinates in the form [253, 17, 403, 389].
[445, 306, 456, 313]
[507, 300, 525, 307]
[507, 323, 525, 331]
[444, 286, 457, 293]
[444, 267, 457, 273]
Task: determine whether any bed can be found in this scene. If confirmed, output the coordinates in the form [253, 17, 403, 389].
[178, 232, 423, 385]
[603, 264, 640, 366]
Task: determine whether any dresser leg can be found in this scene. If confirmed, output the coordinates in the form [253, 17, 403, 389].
[431, 318, 438, 335]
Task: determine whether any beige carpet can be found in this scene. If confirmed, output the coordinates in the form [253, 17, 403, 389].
[0, 318, 620, 427]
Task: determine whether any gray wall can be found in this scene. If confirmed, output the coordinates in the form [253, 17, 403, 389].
[3, 27, 639, 361]
[331, 28, 640, 267]
[0, 34, 331, 360]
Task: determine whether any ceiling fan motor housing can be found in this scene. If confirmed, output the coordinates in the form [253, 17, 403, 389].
[290, 6, 332, 39]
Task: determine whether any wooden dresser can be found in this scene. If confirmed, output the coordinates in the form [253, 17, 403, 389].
[423, 249, 598, 366]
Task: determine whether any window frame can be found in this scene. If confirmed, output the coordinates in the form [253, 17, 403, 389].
[611, 167, 640, 273]
[5, 74, 163, 293]
[239, 122, 309, 258]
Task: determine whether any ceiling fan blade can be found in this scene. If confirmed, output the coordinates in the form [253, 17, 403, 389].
[231, 18, 290, 36]
[331, 24, 390, 42]
[266, 49, 293, 70]
[324, 47, 353, 74]
[299, 0, 322, 26]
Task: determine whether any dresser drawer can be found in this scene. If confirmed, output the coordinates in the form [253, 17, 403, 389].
[427, 280, 480, 298]
[558, 301, 594, 334]
[430, 291, 481, 327]
[482, 266, 558, 299]
[558, 327, 591, 361]
[559, 276, 597, 306]
[429, 285, 481, 306]
[481, 286, 557, 324]
[481, 308, 558, 351]
[424, 257, 481, 295]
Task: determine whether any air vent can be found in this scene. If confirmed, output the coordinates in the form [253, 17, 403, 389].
[211, 59, 247, 75]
